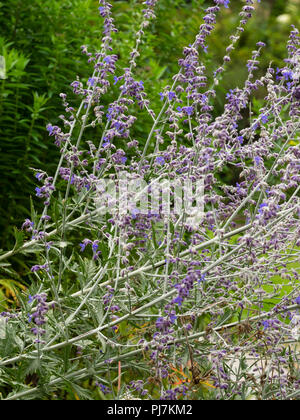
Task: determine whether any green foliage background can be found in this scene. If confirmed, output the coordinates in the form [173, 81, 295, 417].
[0, 0, 299, 281]
[0, 0, 299, 400]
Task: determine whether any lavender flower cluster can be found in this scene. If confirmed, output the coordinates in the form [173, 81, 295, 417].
[28, 293, 49, 343]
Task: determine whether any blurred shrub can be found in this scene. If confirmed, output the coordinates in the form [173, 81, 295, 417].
[0, 0, 103, 248]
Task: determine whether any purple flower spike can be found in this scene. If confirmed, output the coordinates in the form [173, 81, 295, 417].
[155, 156, 165, 166]
[46, 124, 54, 135]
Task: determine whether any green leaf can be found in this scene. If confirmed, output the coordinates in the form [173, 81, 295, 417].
[12, 227, 25, 252]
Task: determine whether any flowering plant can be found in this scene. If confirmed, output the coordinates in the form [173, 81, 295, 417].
[0, 0, 299, 400]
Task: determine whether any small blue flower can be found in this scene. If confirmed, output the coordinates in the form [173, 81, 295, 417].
[155, 156, 165, 166]
[92, 241, 99, 252]
[79, 243, 86, 252]
[103, 140, 110, 148]
[254, 156, 262, 166]
[170, 313, 177, 323]
[282, 70, 293, 81]
[167, 91, 176, 101]
[201, 94, 208, 104]
[88, 77, 96, 87]
[35, 172, 44, 181]
[261, 114, 268, 124]
[182, 106, 194, 116]
[215, 0, 230, 8]
[131, 208, 140, 219]
[31, 265, 41, 273]
[35, 187, 42, 197]
[96, 382, 111, 395]
[198, 273, 206, 283]
[22, 219, 34, 231]
[46, 124, 54, 135]
[262, 320, 269, 330]
[173, 296, 183, 307]
[258, 202, 268, 214]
